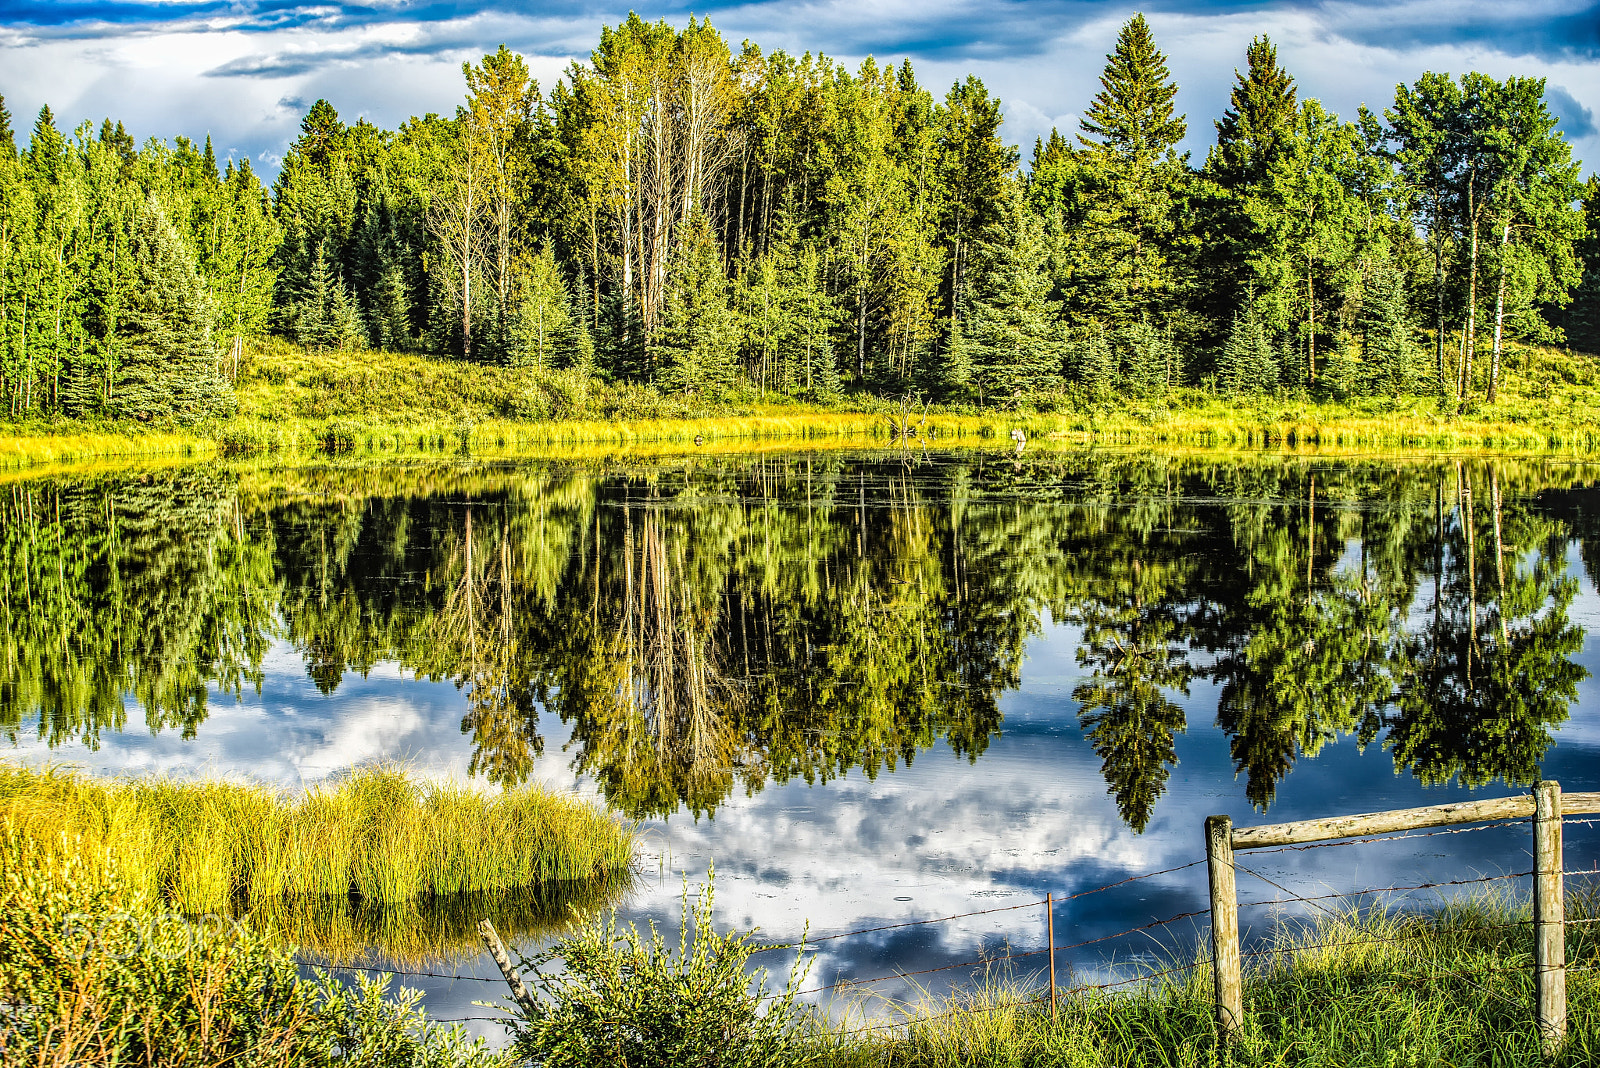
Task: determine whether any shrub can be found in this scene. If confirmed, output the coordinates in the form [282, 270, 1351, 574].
[507, 874, 812, 1068]
[0, 832, 508, 1067]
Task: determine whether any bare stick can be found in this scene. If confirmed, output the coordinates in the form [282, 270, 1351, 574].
[478, 919, 538, 1016]
[1047, 892, 1056, 1019]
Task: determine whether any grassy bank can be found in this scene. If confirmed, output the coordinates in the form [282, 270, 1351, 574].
[809, 892, 1600, 1066]
[0, 763, 635, 912]
[4, 339, 1600, 469]
[499, 880, 1600, 1067]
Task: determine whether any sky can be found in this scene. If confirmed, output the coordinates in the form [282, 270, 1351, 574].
[2, 0, 1598, 178]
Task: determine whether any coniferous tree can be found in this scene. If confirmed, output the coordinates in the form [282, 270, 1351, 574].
[961, 186, 1063, 398]
[1217, 298, 1278, 393]
[1072, 15, 1189, 329]
[1361, 265, 1418, 392]
[1209, 38, 1299, 192]
[0, 97, 14, 160]
[1119, 318, 1180, 397]
[1561, 176, 1600, 353]
[109, 197, 233, 421]
[1069, 322, 1117, 400]
[653, 213, 741, 396]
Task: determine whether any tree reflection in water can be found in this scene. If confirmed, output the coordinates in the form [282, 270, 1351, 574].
[0, 453, 1593, 830]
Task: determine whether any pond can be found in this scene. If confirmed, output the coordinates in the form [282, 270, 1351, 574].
[5, 448, 1600, 1038]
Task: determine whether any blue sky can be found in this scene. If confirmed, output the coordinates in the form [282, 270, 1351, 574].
[2, 0, 1598, 176]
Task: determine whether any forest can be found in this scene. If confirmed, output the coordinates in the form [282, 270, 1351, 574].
[0, 14, 1597, 422]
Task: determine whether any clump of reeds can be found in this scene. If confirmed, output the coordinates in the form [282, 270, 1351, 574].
[0, 762, 635, 914]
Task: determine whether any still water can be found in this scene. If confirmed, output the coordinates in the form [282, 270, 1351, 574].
[5, 449, 1600, 1035]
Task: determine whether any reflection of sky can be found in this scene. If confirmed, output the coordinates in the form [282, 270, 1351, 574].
[15, 588, 1600, 1044]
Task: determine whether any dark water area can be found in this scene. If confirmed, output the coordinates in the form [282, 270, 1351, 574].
[5, 448, 1600, 1039]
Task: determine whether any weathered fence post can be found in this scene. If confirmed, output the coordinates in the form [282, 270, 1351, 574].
[1206, 814, 1243, 1036]
[1533, 780, 1566, 1057]
[1047, 891, 1057, 1018]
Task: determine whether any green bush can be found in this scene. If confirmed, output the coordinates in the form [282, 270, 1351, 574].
[508, 875, 812, 1068]
[0, 832, 508, 1067]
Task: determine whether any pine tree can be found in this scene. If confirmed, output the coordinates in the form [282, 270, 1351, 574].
[1119, 318, 1180, 396]
[1073, 15, 1190, 326]
[1217, 298, 1278, 393]
[108, 197, 233, 422]
[371, 261, 414, 351]
[652, 213, 741, 396]
[1209, 37, 1299, 192]
[1069, 322, 1117, 400]
[961, 188, 1064, 399]
[1360, 264, 1418, 392]
[0, 96, 14, 160]
[295, 244, 336, 350]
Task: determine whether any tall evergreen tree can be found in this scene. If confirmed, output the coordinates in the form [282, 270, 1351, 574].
[1072, 15, 1190, 327]
[1217, 297, 1278, 393]
[652, 213, 741, 395]
[108, 197, 233, 421]
[1209, 37, 1299, 192]
[961, 185, 1063, 399]
[0, 96, 14, 160]
[1360, 264, 1418, 392]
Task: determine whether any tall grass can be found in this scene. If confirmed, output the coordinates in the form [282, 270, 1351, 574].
[810, 889, 1600, 1067]
[0, 762, 635, 913]
[8, 337, 1600, 469]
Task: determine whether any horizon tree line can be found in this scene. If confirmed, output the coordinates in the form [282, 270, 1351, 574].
[0, 14, 1595, 419]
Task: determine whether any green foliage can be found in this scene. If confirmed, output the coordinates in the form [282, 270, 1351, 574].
[510, 874, 812, 1068]
[0, 762, 635, 911]
[107, 197, 237, 422]
[960, 184, 1064, 398]
[1218, 298, 1278, 392]
[653, 213, 742, 396]
[0, 833, 509, 1067]
[1360, 264, 1420, 393]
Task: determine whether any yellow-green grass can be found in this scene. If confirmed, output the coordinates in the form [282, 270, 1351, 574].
[5, 337, 1600, 470]
[0, 762, 635, 915]
[810, 888, 1600, 1067]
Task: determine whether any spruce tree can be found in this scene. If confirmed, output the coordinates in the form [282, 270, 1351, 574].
[962, 185, 1064, 398]
[109, 197, 233, 422]
[1073, 15, 1189, 326]
[1070, 322, 1117, 400]
[652, 213, 741, 396]
[0, 96, 14, 160]
[1360, 264, 1418, 392]
[1119, 318, 1180, 396]
[1217, 299, 1278, 393]
[1209, 37, 1299, 192]
[295, 244, 337, 350]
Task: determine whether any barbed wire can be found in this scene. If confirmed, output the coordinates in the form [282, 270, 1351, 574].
[294, 958, 502, 983]
[1238, 870, 1531, 910]
[748, 859, 1206, 955]
[1240, 819, 1530, 855]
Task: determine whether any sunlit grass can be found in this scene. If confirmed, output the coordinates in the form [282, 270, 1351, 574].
[810, 889, 1600, 1067]
[3, 338, 1600, 469]
[0, 762, 635, 913]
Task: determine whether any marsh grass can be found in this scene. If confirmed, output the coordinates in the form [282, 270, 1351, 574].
[8, 338, 1600, 469]
[0, 762, 635, 914]
[813, 889, 1600, 1067]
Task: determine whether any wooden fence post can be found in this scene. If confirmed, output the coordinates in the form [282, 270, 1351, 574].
[1533, 780, 1566, 1057]
[1047, 892, 1056, 1018]
[1206, 814, 1243, 1036]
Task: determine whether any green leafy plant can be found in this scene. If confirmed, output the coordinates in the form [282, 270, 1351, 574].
[507, 872, 813, 1068]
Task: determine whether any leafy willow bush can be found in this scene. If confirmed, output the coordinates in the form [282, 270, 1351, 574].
[0, 833, 507, 1067]
[508, 875, 812, 1068]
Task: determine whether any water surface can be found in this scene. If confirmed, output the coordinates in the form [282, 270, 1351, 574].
[5, 449, 1598, 1035]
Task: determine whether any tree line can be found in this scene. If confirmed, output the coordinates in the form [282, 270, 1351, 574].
[1, 14, 1597, 419]
[0, 455, 1588, 829]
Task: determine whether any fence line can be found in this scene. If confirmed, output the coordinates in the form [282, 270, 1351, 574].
[286, 788, 1598, 1047]
[1206, 780, 1598, 1057]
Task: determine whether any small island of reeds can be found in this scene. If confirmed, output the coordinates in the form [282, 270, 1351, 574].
[0, 763, 635, 913]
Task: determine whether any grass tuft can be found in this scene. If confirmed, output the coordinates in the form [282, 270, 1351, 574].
[0, 762, 635, 912]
